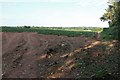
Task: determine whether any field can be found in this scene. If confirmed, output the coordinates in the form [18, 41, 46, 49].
[1, 27, 120, 79]
[1, 27, 102, 37]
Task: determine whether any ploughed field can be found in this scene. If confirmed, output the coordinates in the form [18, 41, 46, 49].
[2, 32, 119, 78]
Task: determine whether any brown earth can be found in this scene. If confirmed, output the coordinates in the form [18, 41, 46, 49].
[2, 32, 119, 78]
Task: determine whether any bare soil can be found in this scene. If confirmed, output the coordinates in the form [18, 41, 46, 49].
[2, 32, 119, 78]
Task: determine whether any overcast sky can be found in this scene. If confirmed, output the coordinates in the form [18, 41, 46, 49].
[0, 0, 109, 27]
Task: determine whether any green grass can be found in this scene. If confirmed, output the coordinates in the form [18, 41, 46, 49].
[1, 27, 98, 37]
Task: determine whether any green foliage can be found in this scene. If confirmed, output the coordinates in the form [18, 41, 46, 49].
[1, 27, 99, 37]
[24, 25, 31, 28]
[0, 27, 2, 32]
[101, 1, 120, 41]
[101, 28, 114, 40]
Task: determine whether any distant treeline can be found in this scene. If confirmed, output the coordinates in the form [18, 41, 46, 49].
[1, 26, 103, 32]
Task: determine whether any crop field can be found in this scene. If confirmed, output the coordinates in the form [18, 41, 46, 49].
[1, 26, 120, 79]
[1, 27, 103, 37]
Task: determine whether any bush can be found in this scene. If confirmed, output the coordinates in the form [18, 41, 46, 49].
[24, 25, 31, 28]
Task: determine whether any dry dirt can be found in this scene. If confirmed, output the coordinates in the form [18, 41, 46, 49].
[2, 32, 119, 78]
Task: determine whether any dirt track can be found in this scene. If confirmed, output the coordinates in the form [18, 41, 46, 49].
[2, 32, 119, 78]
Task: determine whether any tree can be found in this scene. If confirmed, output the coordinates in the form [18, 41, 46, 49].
[24, 25, 31, 28]
[100, 0, 120, 40]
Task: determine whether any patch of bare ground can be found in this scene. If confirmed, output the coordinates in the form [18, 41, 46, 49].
[2, 32, 119, 78]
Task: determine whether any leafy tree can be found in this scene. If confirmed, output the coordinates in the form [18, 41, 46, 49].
[100, 0, 120, 40]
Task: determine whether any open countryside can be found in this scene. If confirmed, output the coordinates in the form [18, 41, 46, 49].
[1, 0, 120, 79]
